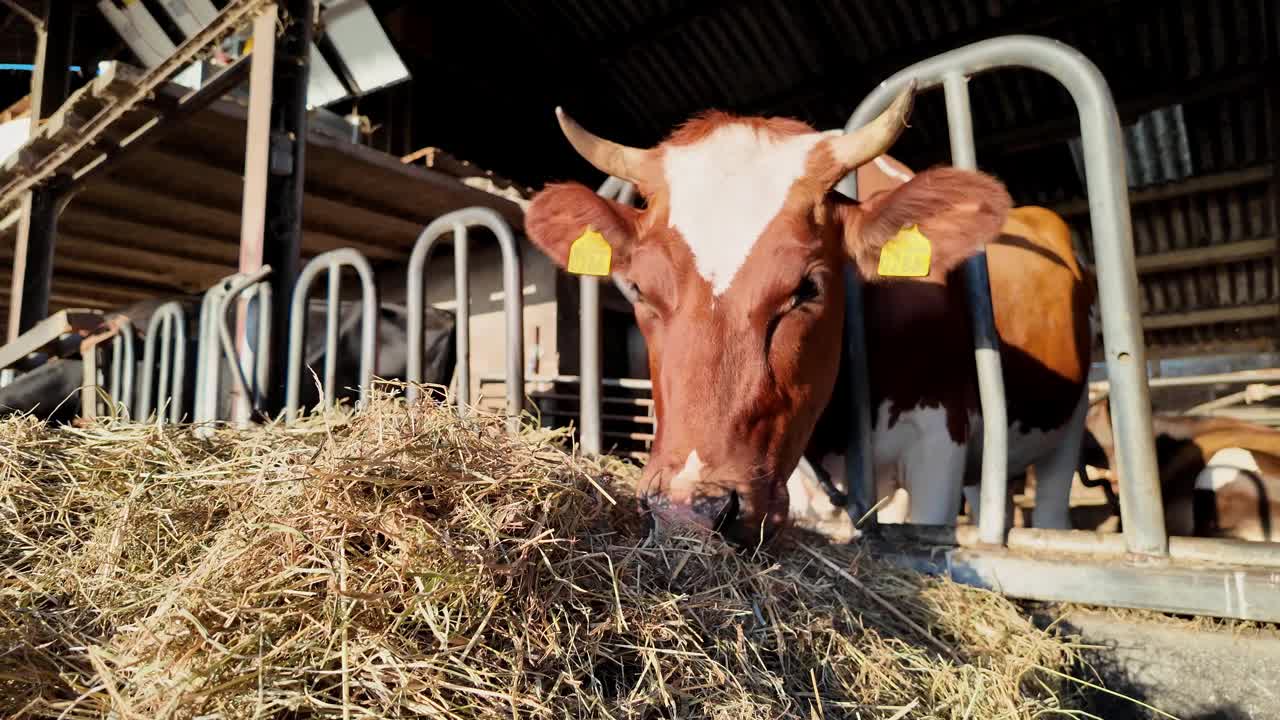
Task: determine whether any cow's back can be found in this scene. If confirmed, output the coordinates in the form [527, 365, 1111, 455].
[989, 206, 1092, 439]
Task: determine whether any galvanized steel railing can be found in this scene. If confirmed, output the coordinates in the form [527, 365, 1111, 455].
[138, 301, 188, 423]
[838, 35, 1165, 553]
[285, 248, 377, 423]
[79, 316, 136, 419]
[194, 272, 272, 430]
[576, 177, 639, 454]
[406, 207, 524, 433]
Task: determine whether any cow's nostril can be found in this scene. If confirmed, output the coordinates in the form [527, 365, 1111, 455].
[712, 490, 740, 533]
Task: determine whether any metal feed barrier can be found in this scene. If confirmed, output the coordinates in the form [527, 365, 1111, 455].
[835, 35, 1280, 621]
[406, 207, 524, 433]
[137, 301, 188, 424]
[79, 316, 136, 419]
[573, 35, 1280, 621]
[285, 249, 377, 423]
[195, 272, 272, 431]
[577, 177, 639, 454]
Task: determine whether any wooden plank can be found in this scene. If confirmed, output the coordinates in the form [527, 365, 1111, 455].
[178, 105, 525, 227]
[130, 148, 427, 251]
[56, 234, 229, 292]
[0, 309, 103, 370]
[1115, 237, 1279, 275]
[82, 178, 405, 262]
[60, 205, 242, 265]
[1052, 167, 1274, 218]
[1142, 304, 1279, 331]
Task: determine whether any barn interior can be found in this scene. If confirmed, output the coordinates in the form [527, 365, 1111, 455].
[2, 3, 1280, 704]
[4, 1, 1278, 416]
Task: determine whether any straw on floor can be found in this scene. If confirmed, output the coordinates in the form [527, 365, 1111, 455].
[1, 390, 1080, 718]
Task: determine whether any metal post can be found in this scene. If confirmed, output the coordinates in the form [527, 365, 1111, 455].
[139, 301, 188, 423]
[323, 265, 341, 408]
[218, 268, 272, 426]
[262, 0, 313, 418]
[7, 0, 73, 341]
[406, 208, 525, 432]
[838, 35, 1166, 555]
[578, 178, 638, 455]
[453, 225, 471, 412]
[285, 249, 378, 422]
[942, 72, 1011, 545]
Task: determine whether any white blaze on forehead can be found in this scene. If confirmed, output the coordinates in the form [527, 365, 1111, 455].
[671, 449, 704, 486]
[663, 125, 826, 295]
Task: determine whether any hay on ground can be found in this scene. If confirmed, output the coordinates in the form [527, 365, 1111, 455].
[1, 390, 1080, 718]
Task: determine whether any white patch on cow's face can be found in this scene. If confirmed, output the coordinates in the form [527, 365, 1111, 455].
[662, 125, 825, 295]
[671, 449, 704, 487]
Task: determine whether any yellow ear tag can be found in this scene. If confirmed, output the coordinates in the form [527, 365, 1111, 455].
[877, 224, 932, 278]
[567, 228, 612, 277]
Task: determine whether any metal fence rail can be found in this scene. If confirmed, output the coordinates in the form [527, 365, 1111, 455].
[838, 34, 1165, 553]
[285, 248, 377, 423]
[406, 207, 524, 433]
[79, 316, 136, 419]
[138, 301, 188, 423]
[577, 177, 639, 454]
[194, 272, 271, 430]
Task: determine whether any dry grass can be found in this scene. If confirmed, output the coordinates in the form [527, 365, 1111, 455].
[2, 390, 1085, 718]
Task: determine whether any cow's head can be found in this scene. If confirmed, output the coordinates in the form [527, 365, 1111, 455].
[525, 85, 1012, 545]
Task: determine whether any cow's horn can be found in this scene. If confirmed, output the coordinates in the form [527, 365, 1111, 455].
[826, 80, 917, 174]
[556, 107, 652, 185]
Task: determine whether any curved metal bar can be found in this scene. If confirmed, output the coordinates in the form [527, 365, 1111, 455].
[218, 266, 272, 426]
[406, 207, 524, 432]
[838, 35, 1163, 554]
[286, 248, 378, 423]
[194, 277, 233, 425]
[106, 317, 135, 416]
[139, 301, 189, 423]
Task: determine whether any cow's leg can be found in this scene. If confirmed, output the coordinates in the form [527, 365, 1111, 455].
[1029, 389, 1089, 530]
[903, 437, 967, 525]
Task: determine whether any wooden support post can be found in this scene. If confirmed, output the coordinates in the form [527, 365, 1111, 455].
[7, 0, 74, 343]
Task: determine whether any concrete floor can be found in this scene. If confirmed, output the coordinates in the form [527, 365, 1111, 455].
[1044, 609, 1280, 719]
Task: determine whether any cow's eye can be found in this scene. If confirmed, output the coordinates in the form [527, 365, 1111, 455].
[783, 274, 820, 313]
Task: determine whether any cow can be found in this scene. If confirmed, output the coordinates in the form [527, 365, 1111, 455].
[524, 85, 1093, 546]
[1084, 398, 1280, 542]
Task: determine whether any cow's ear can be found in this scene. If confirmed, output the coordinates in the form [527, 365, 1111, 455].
[525, 182, 640, 271]
[840, 167, 1011, 282]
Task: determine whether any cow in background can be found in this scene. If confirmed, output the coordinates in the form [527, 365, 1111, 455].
[524, 85, 1092, 545]
[1084, 398, 1280, 542]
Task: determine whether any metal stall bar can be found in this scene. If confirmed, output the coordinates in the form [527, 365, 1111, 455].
[79, 317, 136, 420]
[837, 35, 1166, 556]
[406, 207, 524, 433]
[579, 178, 639, 455]
[194, 273, 271, 429]
[285, 249, 377, 423]
[218, 268, 273, 426]
[138, 301, 189, 423]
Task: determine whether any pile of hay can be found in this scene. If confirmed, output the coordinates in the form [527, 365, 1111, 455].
[2, 391, 1082, 718]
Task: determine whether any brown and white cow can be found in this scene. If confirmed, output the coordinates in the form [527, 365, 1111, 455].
[525, 87, 1092, 545]
[1084, 399, 1280, 542]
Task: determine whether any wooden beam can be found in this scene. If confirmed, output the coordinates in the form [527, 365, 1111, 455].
[1052, 167, 1274, 218]
[59, 205, 241, 265]
[1143, 304, 1279, 331]
[1100, 237, 1280, 275]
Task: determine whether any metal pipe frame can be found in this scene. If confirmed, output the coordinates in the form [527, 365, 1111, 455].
[285, 248, 378, 423]
[838, 35, 1166, 556]
[138, 301, 188, 423]
[194, 273, 271, 429]
[577, 178, 639, 455]
[79, 317, 135, 420]
[218, 267, 273, 426]
[406, 207, 524, 433]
